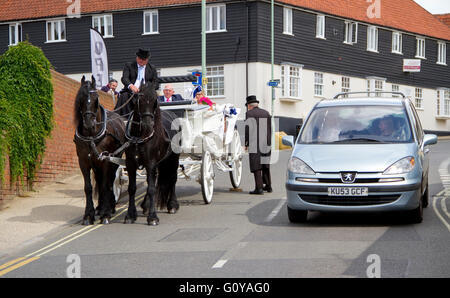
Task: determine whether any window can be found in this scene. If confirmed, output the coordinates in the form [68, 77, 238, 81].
[416, 37, 426, 59]
[316, 15, 325, 39]
[314, 72, 324, 97]
[367, 26, 378, 52]
[206, 4, 226, 33]
[205, 66, 224, 97]
[392, 32, 402, 54]
[437, 41, 447, 65]
[46, 19, 66, 42]
[344, 21, 358, 44]
[341, 77, 350, 96]
[437, 89, 450, 117]
[281, 63, 302, 98]
[392, 84, 400, 97]
[9, 23, 22, 46]
[143, 10, 158, 34]
[283, 7, 293, 35]
[93, 15, 113, 37]
[414, 88, 423, 109]
[367, 77, 385, 97]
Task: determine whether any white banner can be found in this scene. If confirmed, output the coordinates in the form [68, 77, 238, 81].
[403, 59, 421, 73]
[90, 28, 108, 89]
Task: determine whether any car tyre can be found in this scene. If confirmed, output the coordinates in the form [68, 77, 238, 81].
[422, 181, 429, 208]
[407, 197, 423, 224]
[287, 206, 308, 223]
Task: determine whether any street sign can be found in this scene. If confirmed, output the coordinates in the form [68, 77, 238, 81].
[268, 79, 280, 87]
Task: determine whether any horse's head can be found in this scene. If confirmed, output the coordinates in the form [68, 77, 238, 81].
[75, 75, 100, 134]
[134, 80, 159, 133]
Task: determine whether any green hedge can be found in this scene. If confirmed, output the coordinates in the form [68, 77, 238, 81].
[0, 41, 54, 187]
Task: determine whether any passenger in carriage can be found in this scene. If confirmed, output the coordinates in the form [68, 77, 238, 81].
[158, 84, 184, 103]
[114, 48, 159, 116]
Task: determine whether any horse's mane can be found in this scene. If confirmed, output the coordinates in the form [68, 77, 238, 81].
[74, 81, 91, 128]
[140, 82, 165, 141]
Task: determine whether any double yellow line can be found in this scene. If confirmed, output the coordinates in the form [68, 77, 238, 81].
[0, 193, 146, 277]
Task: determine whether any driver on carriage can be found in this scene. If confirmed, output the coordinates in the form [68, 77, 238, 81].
[115, 48, 159, 116]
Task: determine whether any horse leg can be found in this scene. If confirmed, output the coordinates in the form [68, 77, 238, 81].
[166, 154, 180, 214]
[146, 166, 159, 226]
[80, 166, 95, 225]
[124, 162, 138, 224]
[140, 167, 156, 216]
[99, 165, 116, 225]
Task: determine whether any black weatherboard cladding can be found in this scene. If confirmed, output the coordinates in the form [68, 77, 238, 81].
[0, 1, 448, 90]
[256, 2, 450, 90]
[0, 2, 255, 73]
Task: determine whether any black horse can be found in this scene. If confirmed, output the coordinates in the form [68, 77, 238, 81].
[124, 81, 180, 226]
[74, 76, 126, 225]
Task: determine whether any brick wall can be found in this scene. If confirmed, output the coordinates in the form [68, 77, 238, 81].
[0, 70, 116, 201]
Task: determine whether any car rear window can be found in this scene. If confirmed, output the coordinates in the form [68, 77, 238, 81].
[299, 105, 413, 144]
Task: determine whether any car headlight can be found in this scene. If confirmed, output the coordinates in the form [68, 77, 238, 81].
[288, 157, 315, 175]
[383, 157, 415, 175]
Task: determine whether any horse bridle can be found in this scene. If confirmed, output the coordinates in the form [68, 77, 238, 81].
[75, 90, 107, 144]
[124, 91, 155, 144]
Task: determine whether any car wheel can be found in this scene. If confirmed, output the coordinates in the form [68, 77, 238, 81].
[407, 197, 423, 224]
[287, 206, 308, 223]
[422, 181, 429, 208]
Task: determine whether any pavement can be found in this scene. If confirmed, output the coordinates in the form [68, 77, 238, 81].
[0, 135, 449, 260]
[0, 171, 87, 257]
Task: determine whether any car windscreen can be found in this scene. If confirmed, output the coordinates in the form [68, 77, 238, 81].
[299, 105, 413, 144]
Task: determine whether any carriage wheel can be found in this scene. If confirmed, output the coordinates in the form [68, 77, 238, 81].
[113, 167, 123, 203]
[229, 129, 243, 189]
[201, 150, 214, 204]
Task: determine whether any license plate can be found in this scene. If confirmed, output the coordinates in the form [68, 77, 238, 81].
[328, 187, 368, 196]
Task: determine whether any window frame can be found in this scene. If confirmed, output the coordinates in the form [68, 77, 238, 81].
[344, 21, 358, 45]
[437, 41, 447, 66]
[367, 26, 378, 52]
[143, 10, 159, 35]
[8, 23, 22, 46]
[206, 4, 226, 33]
[205, 65, 225, 98]
[283, 7, 293, 35]
[280, 63, 303, 99]
[316, 15, 326, 39]
[45, 19, 66, 43]
[414, 88, 423, 110]
[92, 14, 114, 38]
[314, 72, 324, 97]
[415, 37, 426, 59]
[392, 31, 403, 55]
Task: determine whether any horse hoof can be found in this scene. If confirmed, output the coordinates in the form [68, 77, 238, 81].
[147, 218, 159, 226]
[168, 208, 177, 214]
[101, 218, 110, 225]
[124, 217, 135, 224]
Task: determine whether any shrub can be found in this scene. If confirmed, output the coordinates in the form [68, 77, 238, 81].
[0, 41, 54, 187]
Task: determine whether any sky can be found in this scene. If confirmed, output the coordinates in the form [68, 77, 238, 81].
[414, 0, 450, 14]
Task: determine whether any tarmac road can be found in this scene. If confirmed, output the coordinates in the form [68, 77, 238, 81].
[0, 140, 449, 278]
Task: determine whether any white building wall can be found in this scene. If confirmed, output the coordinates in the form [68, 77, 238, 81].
[67, 62, 450, 132]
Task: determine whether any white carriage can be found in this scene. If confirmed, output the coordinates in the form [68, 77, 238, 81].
[110, 100, 244, 204]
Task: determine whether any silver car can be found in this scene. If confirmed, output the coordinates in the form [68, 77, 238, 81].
[283, 92, 438, 224]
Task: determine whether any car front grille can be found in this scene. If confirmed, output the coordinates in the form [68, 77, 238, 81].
[299, 194, 400, 206]
[317, 178, 380, 184]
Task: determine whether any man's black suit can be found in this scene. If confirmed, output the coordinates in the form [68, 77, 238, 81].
[115, 62, 159, 116]
[245, 106, 272, 191]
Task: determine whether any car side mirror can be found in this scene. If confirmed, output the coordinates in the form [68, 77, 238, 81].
[282, 135, 294, 148]
[423, 134, 438, 146]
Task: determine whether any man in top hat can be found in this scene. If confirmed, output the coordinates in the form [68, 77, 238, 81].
[115, 48, 159, 116]
[245, 95, 272, 195]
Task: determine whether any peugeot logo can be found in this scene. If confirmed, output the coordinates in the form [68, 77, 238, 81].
[341, 172, 357, 184]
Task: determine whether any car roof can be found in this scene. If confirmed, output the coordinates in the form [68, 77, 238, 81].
[316, 97, 407, 108]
